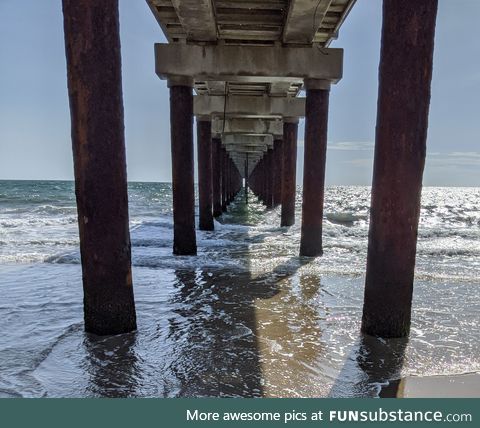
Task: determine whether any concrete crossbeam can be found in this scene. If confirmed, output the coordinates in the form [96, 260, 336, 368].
[195, 95, 305, 118]
[230, 152, 261, 158]
[212, 118, 283, 137]
[230, 153, 261, 160]
[155, 44, 343, 83]
[225, 145, 268, 153]
[223, 134, 273, 147]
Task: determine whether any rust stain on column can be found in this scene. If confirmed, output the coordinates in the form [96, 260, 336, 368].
[362, 0, 438, 338]
[197, 120, 214, 231]
[170, 85, 197, 255]
[300, 89, 330, 257]
[62, 0, 136, 335]
[281, 122, 298, 227]
[212, 138, 222, 217]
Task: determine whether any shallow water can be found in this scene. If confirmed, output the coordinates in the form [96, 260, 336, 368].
[0, 181, 479, 397]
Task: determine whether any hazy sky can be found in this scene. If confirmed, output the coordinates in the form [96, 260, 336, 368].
[0, 0, 479, 186]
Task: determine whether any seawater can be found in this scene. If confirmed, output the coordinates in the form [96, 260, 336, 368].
[0, 180, 478, 397]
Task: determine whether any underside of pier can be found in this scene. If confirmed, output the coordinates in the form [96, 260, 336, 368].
[147, 0, 355, 254]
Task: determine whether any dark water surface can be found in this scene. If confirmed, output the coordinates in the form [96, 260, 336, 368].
[0, 181, 479, 397]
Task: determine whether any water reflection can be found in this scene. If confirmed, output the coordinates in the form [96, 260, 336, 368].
[256, 271, 327, 397]
[166, 269, 273, 396]
[79, 194, 409, 398]
[163, 190, 322, 396]
[2, 188, 478, 398]
[83, 332, 140, 397]
[329, 334, 408, 397]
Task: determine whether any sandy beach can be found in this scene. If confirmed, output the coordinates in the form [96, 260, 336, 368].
[381, 373, 480, 398]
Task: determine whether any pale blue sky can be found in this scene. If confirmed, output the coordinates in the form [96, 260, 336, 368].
[0, 0, 479, 186]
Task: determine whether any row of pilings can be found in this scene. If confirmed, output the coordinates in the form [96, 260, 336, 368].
[62, 0, 438, 339]
[175, 113, 242, 255]
[249, 86, 330, 261]
[249, 122, 298, 229]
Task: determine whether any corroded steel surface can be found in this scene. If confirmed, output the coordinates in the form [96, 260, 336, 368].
[280, 122, 298, 227]
[197, 120, 214, 230]
[362, 0, 438, 338]
[170, 85, 197, 255]
[300, 88, 330, 257]
[212, 138, 223, 217]
[62, 0, 136, 335]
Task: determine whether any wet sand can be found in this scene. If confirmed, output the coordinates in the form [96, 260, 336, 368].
[381, 373, 480, 398]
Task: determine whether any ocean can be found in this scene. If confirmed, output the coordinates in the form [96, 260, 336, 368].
[0, 180, 478, 397]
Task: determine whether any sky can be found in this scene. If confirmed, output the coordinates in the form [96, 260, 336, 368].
[0, 0, 479, 186]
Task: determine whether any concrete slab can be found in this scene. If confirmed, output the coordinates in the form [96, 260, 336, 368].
[170, 0, 216, 41]
[283, 0, 331, 44]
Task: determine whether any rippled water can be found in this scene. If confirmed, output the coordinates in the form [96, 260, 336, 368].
[0, 180, 479, 397]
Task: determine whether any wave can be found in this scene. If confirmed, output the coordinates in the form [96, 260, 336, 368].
[417, 248, 480, 257]
[132, 254, 246, 271]
[45, 252, 80, 265]
[326, 212, 368, 225]
[131, 238, 171, 248]
[0, 217, 77, 228]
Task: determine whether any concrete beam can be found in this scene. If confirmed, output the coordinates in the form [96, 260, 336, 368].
[212, 118, 283, 137]
[170, 0, 217, 42]
[155, 44, 343, 83]
[283, 0, 332, 45]
[195, 95, 305, 118]
[225, 144, 268, 151]
[225, 145, 268, 153]
[230, 153, 261, 160]
[223, 134, 273, 147]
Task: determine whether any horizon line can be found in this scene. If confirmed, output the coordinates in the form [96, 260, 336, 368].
[0, 178, 479, 189]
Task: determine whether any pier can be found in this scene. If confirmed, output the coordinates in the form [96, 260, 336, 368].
[62, 0, 438, 338]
